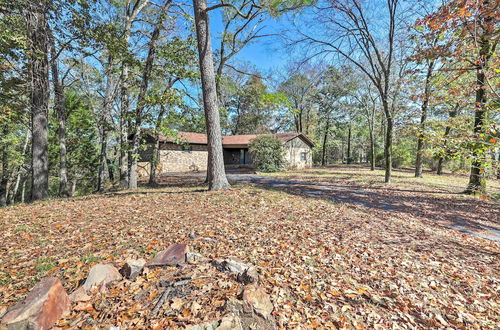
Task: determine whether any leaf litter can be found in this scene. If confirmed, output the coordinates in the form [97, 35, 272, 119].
[0, 180, 498, 328]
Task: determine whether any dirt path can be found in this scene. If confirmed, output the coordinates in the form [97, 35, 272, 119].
[227, 173, 500, 242]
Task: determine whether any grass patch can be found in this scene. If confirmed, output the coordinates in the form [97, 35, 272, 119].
[81, 254, 100, 264]
[0, 272, 12, 285]
[35, 257, 55, 273]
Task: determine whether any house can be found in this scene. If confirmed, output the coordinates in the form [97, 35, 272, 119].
[136, 131, 314, 177]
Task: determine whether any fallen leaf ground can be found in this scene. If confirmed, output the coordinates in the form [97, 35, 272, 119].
[0, 166, 498, 328]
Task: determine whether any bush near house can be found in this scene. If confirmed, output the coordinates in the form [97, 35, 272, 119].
[249, 135, 286, 172]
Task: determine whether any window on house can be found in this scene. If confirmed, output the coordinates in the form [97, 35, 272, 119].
[182, 145, 192, 153]
[301, 152, 307, 161]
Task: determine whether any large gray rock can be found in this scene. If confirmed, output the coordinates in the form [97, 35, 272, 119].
[1, 277, 70, 330]
[120, 258, 146, 280]
[83, 264, 122, 291]
[147, 244, 188, 267]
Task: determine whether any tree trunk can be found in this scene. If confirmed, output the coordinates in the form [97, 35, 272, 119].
[129, 3, 168, 189]
[119, 74, 130, 189]
[383, 101, 393, 183]
[27, 1, 50, 201]
[0, 125, 8, 207]
[149, 105, 168, 185]
[21, 177, 27, 203]
[436, 157, 444, 175]
[346, 124, 352, 164]
[465, 67, 487, 194]
[49, 34, 69, 196]
[437, 105, 458, 175]
[496, 152, 500, 180]
[118, 18, 134, 190]
[193, 0, 230, 191]
[415, 59, 435, 178]
[369, 122, 375, 171]
[9, 129, 30, 204]
[118, 0, 148, 189]
[321, 117, 330, 166]
[97, 55, 113, 192]
[71, 178, 77, 196]
[465, 13, 492, 194]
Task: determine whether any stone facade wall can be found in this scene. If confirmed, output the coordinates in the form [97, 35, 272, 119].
[284, 137, 312, 169]
[158, 143, 208, 173]
[137, 142, 208, 179]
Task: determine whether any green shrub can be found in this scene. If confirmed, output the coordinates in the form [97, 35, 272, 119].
[249, 135, 286, 172]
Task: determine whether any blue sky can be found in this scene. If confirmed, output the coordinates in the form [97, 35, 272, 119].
[208, 9, 291, 73]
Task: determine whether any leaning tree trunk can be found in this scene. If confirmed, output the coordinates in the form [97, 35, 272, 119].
[415, 59, 435, 178]
[119, 0, 148, 189]
[129, 2, 168, 189]
[27, 1, 50, 201]
[49, 34, 69, 196]
[193, 0, 230, 191]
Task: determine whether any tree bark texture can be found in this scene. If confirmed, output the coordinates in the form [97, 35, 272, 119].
[415, 59, 435, 178]
[321, 117, 330, 166]
[129, 1, 170, 189]
[97, 55, 113, 192]
[346, 124, 352, 164]
[27, 0, 50, 201]
[0, 125, 8, 207]
[49, 34, 69, 196]
[193, 0, 230, 191]
[465, 14, 492, 194]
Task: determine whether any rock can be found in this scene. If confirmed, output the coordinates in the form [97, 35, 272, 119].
[188, 232, 197, 239]
[0, 306, 7, 319]
[68, 286, 91, 303]
[120, 258, 146, 280]
[185, 315, 242, 330]
[83, 264, 122, 291]
[212, 258, 249, 274]
[216, 314, 243, 330]
[237, 266, 259, 284]
[225, 298, 277, 330]
[147, 243, 188, 267]
[1, 277, 70, 330]
[186, 252, 204, 263]
[242, 285, 274, 319]
[185, 319, 219, 330]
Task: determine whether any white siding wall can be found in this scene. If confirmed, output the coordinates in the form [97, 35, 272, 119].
[284, 137, 313, 169]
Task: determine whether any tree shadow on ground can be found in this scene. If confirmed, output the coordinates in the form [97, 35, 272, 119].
[228, 175, 500, 242]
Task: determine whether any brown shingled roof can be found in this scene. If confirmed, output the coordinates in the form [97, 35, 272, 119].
[159, 132, 207, 144]
[158, 131, 314, 147]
